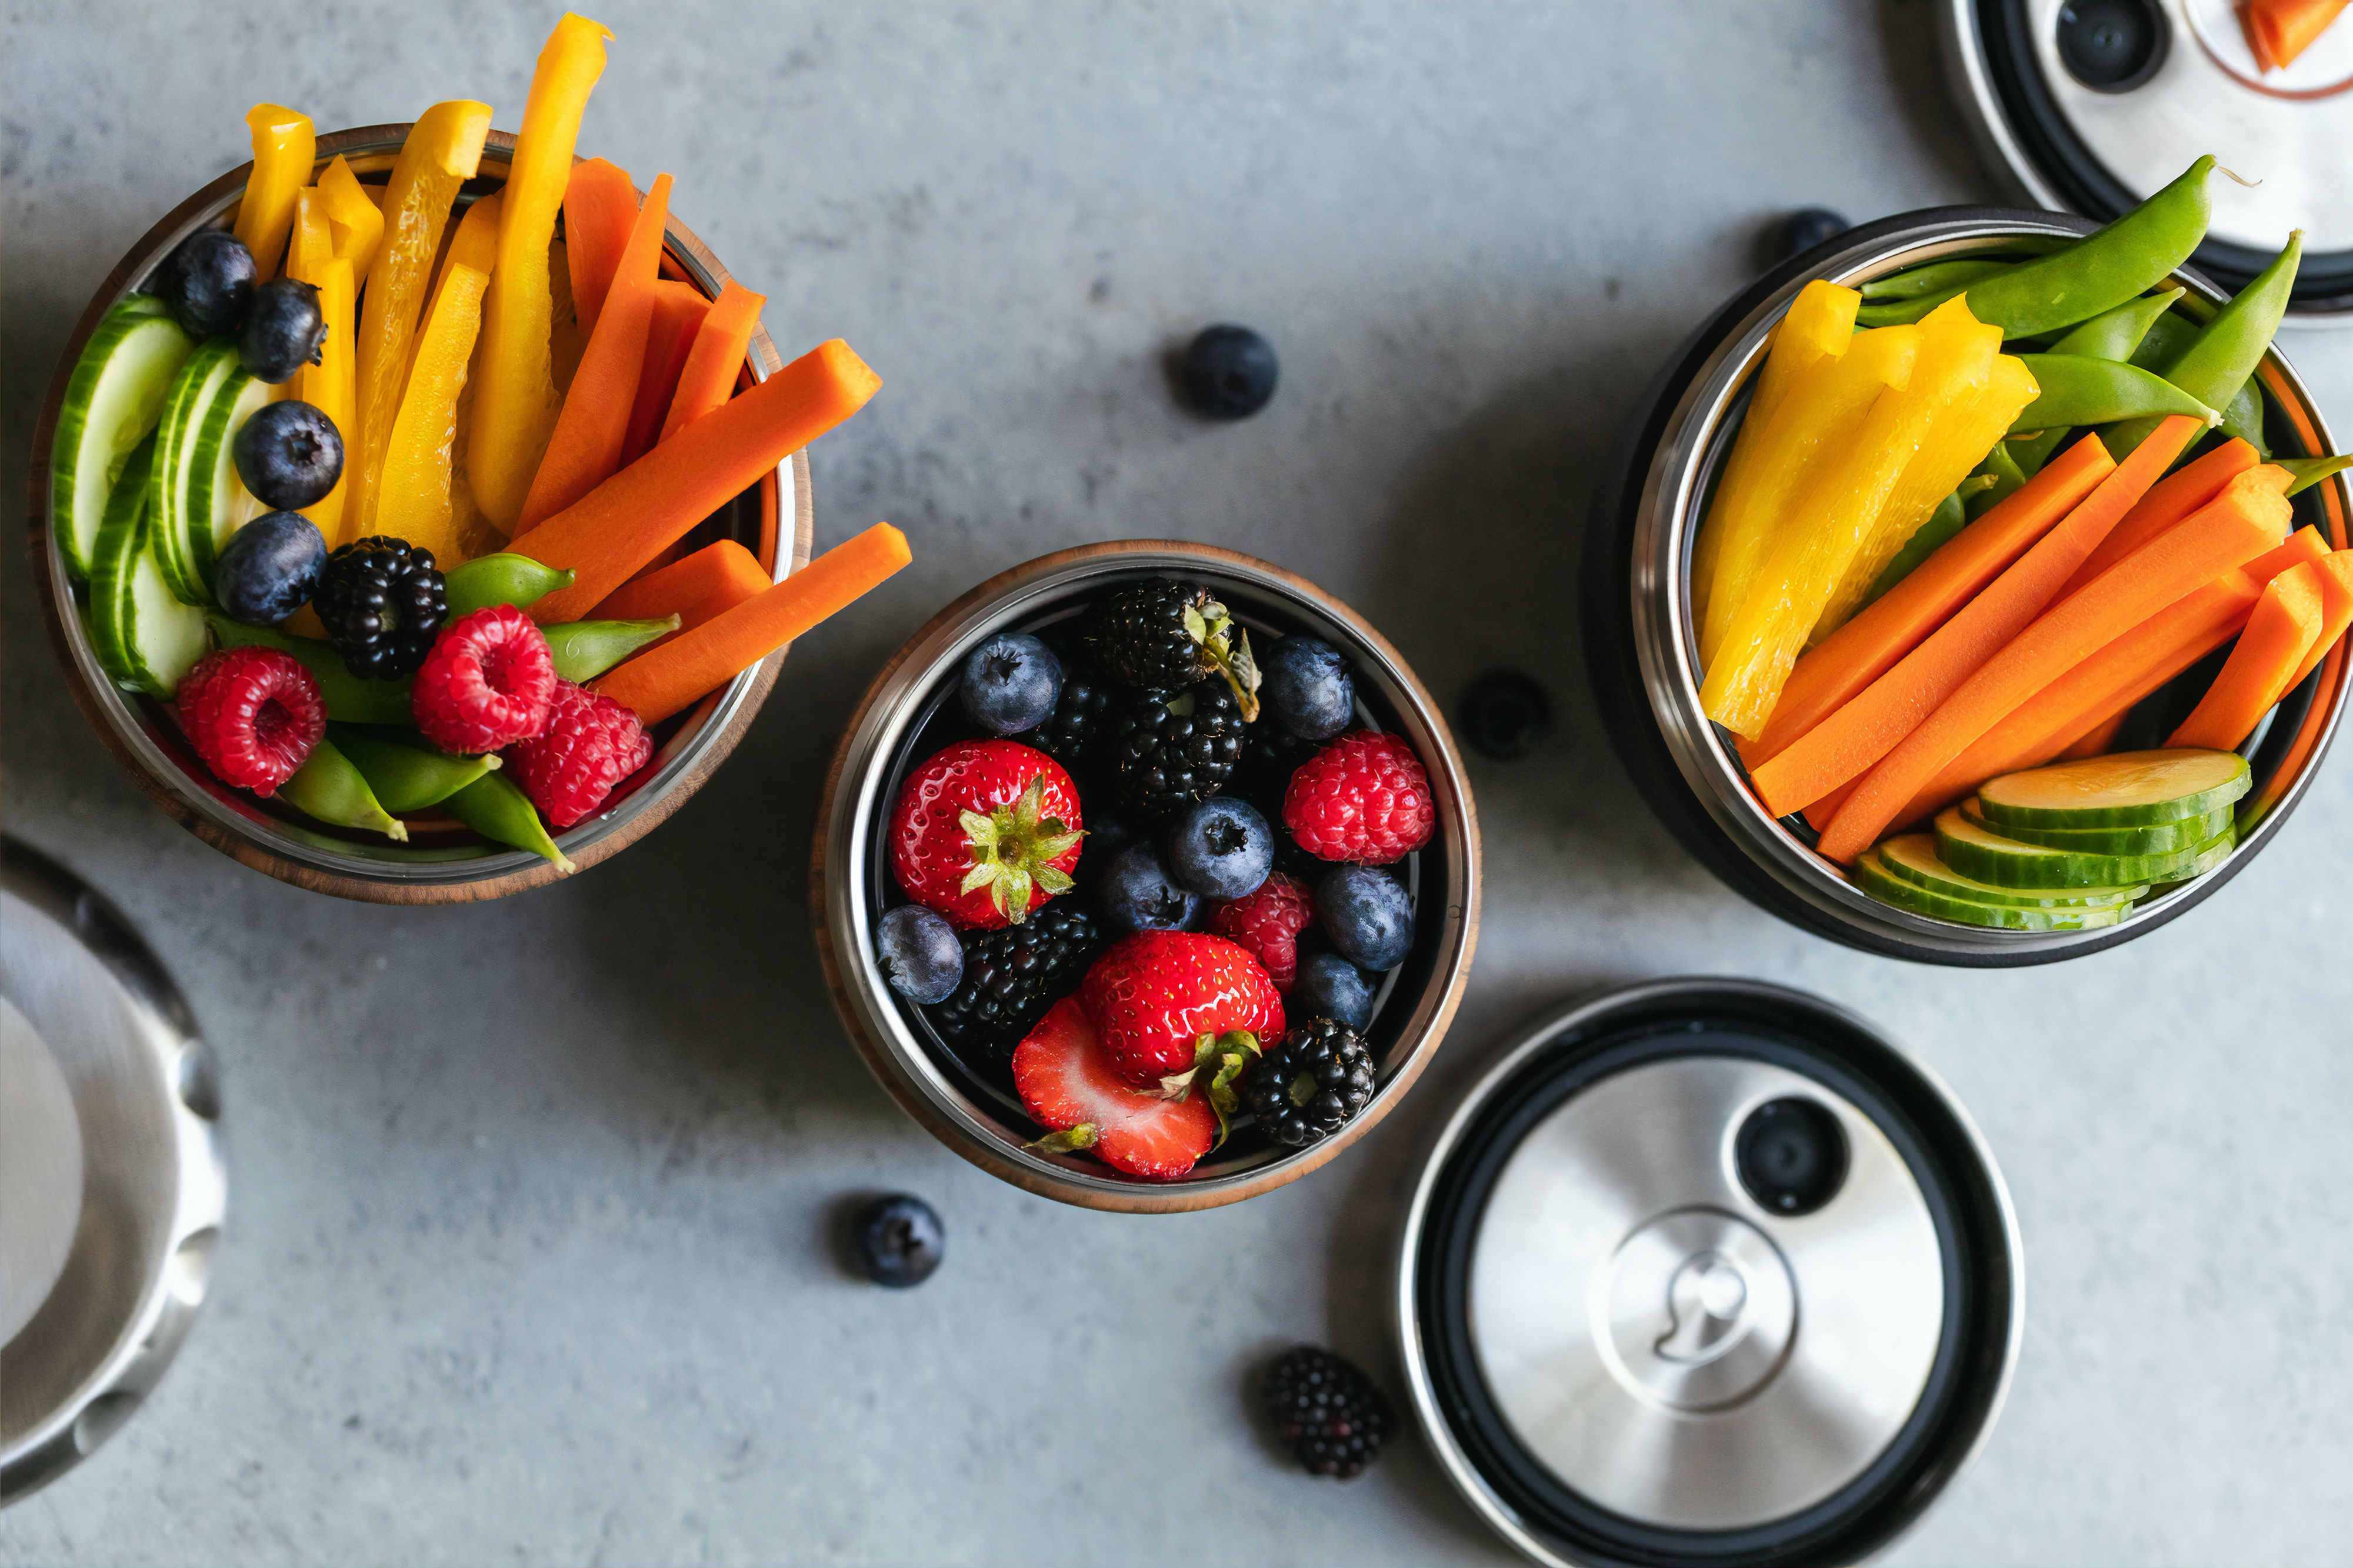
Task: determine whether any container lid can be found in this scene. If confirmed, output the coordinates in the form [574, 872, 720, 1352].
[1397, 980, 2022, 1567]
[1942, 0, 2353, 319]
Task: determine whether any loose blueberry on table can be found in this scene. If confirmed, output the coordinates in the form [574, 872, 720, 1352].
[851, 1193, 946, 1288]
[1179, 324, 1279, 420]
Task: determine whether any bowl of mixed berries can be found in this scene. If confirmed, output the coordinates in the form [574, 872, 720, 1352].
[816, 542, 1481, 1212]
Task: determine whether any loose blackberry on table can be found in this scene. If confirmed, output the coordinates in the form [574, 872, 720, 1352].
[1079, 577, 1262, 719]
[1109, 679, 1245, 823]
[1247, 1018, 1377, 1148]
[926, 901, 1102, 1053]
[1265, 1346, 1394, 1479]
[315, 535, 448, 679]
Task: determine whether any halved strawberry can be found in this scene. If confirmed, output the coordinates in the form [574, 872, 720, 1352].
[1012, 997, 1215, 1180]
[1079, 930, 1285, 1100]
[889, 739, 1084, 929]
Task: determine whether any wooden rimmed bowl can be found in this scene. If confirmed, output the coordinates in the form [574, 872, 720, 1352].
[26, 124, 814, 902]
[813, 541, 1482, 1215]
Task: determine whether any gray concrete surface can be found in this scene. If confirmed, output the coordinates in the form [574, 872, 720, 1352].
[5, 2, 2351, 1562]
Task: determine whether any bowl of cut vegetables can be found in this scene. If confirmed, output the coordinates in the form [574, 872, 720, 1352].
[1588, 157, 2351, 964]
[31, 16, 908, 903]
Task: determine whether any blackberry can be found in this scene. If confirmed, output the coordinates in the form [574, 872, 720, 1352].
[1109, 680, 1244, 823]
[317, 536, 447, 679]
[1266, 1347, 1393, 1479]
[1247, 1017, 1377, 1147]
[1079, 578, 1262, 719]
[1024, 668, 1117, 776]
[926, 902, 1102, 1054]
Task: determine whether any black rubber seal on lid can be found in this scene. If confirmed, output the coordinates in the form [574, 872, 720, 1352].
[1410, 985, 2018, 1567]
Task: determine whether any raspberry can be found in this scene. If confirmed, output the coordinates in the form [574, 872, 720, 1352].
[1282, 730, 1435, 865]
[176, 646, 325, 796]
[411, 605, 557, 755]
[1205, 873, 1316, 991]
[502, 680, 652, 829]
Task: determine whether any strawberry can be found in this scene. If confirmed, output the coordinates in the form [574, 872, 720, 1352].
[1282, 729, 1435, 865]
[1013, 997, 1216, 1180]
[889, 739, 1084, 929]
[1078, 932, 1284, 1143]
[1205, 873, 1316, 992]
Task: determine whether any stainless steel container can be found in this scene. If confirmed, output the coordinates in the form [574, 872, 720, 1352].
[1584, 208, 2349, 965]
[28, 125, 812, 903]
[1, 839, 226, 1504]
[814, 541, 1481, 1214]
[1398, 979, 2022, 1567]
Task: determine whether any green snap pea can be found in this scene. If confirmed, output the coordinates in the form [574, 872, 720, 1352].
[209, 617, 414, 725]
[1861, 258, 2014, 301]
[1969, 441, 2028, 519]
[1961, 155, 2214, 339]
[444, 772, 576, 875]
[1864, 488, 1975, 608]
[442, 552, 575, 619]
[2007, 354, 2218, 435]
[2108, 229, 2302, 457]
[1855, 284, 1972, 328]
[2006, 427, 2071, 481]
[328, 726, 503, 812]
[2049, 286, 2184, 362]
[277, 738, 406, 841]
[2127, 308, 2196, 369]
[2278, 456, 2353, 498]
[2219, 378, 2268, 455]
[542, 616, 680, 683]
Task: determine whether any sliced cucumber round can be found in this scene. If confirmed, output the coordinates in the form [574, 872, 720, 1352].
[187, 375, 275, 585]
[1977, 748, 2251, 829]
[1934, 805, 2202, 889]
[148, 339, 244, 605]
[1958, 797, 2232, 856]
[52, 300, 195, 581]
[1857, 848, 2129, 930]
[1875, 832, 2144, 909]
[89, 436, 208, 698]
[2151, 824, 2237, 888]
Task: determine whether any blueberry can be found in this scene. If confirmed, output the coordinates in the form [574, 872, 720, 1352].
[1293, 952, 1375, 1032]
[1165, 797, 1274, 900]
[1096, 839, 1202, 936]
[1318, 865, 1413, 971]
[875, 904, 964, 1005]
[158, 229, 256, 338]
[1180, 324, 1278, 419]
[234, 399, 345, 511]
[212, 511, 327, 625]
[1459, 672, 1551, 760]
[239, 277, 328, 384]
[958, 632, 1062, 736]
[1765, 208, 1850, 269]
[1261, 635, 1354, 740]
[852, 1193, 945, 1287]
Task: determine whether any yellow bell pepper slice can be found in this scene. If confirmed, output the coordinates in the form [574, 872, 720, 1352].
[1697, 325, 1918, 671]
[468, 12, 613, 535]
[1693, 280, 1860, 629]
[348, 99, 494, 543]
[317, 155, 385, 283]
[1811, 345, 2039, 645]
[289, 188, 333, 283]
[232, 104, 315, 282]
[375, 195, 504, 569]
[1702, 301, 1996, 738]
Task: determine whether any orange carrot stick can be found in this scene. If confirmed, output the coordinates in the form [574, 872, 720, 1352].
[2167, 562, 2327, 749]
[1742, 433, 2114, 769]
[2057, 438, 2257, 598]
[521, 338, 882, 624]
[660, 281, 766, 443]
[1751, 419, 2197, 817]
[1819, 464, 2296, 862]
[2246, 0, 2349, 67]
[1894, 527, 2332, 824]
[2284, 551, 2353, 691]
[2055, 711, 2128, 760]
[563, 157, 638, 338]
[620, 281, 711, 465]
[594, 539, 769, 622]
[516, 174, 674, 535]
[594, 522, 912, 724]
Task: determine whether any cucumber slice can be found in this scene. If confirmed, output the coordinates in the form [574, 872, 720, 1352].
[1875, 832, 2144, 908]
[52, 300, 195, 581]
[148, 339, 244, 605]
[1958, 797, 2233, 856]
[186, 374, 274, 586]
[1935, 805, 2202, 888]
[1977, 749, 2250, 829]
[2151, 824, 2237, 888]
[89, 438, 208, 698]
[1857, 848, 2129, 930]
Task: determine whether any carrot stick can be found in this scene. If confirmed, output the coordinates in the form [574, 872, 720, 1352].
[2055, 711, 2128, 760]
[521, 338, 882, 624]
[1751, 419, 2197, 818]
[2167, 562, 2327, 750]
[594, 539, 769, 622]
[2284, 552, 2353, 691]
[1894, 527, 2332, 823]
[660, 281, 766, 443]
[562, 157, 639, 339]
[1819, 464, 2296, 862]
[593, 522, 912, 724]
[2246, 0, 2349, 67]
[1742, 432, 2113, 769]
[619, 281, 711, 465]
[515, 173, 674, 535]
[2057, 438, 2257, 598]
[1802, 778, 1856, 832]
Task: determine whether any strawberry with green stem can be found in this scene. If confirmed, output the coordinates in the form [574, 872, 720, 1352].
[1078, 931, 1285, 1147]
[889, 739, 1085, 930]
